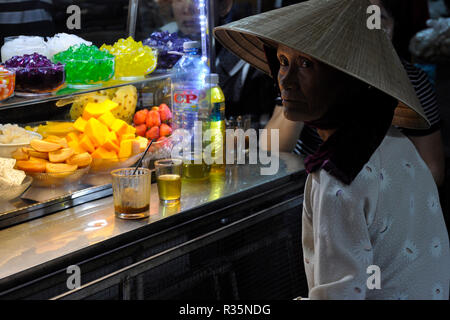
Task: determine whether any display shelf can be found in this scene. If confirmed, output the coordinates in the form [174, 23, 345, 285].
[0, 71, 172, 110]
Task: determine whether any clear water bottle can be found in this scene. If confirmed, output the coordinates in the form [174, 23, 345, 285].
[171, 41, 210, 136]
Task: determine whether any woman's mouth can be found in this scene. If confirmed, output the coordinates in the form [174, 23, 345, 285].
[183, 20, 198, 28]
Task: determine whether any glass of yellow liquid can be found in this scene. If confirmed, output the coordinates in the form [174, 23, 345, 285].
[154, 159, 182, 205]
[181, 151, 211, 181]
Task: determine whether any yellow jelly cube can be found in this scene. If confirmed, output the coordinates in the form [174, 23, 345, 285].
[110, 119, 129, 136]
[79, 135, 95, 154]
[85, 118, 109, 148]
[118, 139, 133, 159]
[98, 111, 116, 128]
[73, 117, 87, 133]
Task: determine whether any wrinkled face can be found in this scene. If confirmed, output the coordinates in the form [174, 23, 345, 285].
[277, 44, 357, 122]
[277, 45, 362, 121]
[172, 0, 200, 37]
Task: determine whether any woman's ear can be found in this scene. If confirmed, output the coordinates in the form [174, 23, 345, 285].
[218, 0, 233, 18]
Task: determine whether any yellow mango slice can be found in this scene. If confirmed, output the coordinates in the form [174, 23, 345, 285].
[91, 147, 117, 160]
[120, 133, 135, 141]
[66, 132, 79, 144]
[107, 131, 119, 146]
[131, 140, 141, 155]
[98, 111, 116, 128]
[16, 160, 47, 173]
[66, 152, 92, 167]
[135, 136, 149, 152]
[102, 137, 120, 153]
[110, 119, 129, 136]
[125, 125, 136, 135]
[84, 118, 109, 147]
[73, 117, 88, 133]
[30, 139, 62, 153]
[101, 99, 119, 111]
[68, 140, 86, 155]
[45, 135, 69, 148]
[79, 135, 95, 154]
[118, 139, 133, 159]
[48, 148, 74, 163]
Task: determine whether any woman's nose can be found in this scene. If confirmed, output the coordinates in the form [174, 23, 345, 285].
[278, 66, 296, 91]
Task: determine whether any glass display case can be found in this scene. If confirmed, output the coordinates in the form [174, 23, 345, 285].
[0, 0, 215, 228]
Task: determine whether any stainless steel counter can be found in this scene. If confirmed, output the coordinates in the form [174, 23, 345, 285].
[0, 153, 305, 284]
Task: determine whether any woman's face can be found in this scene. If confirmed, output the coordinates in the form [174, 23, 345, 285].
[277, 44, 355, 122]
[172, 0, 200, 36]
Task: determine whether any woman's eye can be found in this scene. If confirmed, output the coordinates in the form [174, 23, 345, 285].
[299, 58, 312, 68]
[279, 55, 289, 66]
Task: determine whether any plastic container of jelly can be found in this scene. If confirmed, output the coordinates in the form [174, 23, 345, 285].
[53, 44, 115, 89]
[0, 67, 15, 101]
[58, 56, 115, 88]
[10, 65, 65, 96]
[100, 37, 157, 80]
[3, 53, 65, 96]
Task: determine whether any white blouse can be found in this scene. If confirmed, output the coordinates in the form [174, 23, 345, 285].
[302, 127, 450, 300]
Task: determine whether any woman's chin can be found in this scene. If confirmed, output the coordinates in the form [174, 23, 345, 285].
[283, 106, 310, 122]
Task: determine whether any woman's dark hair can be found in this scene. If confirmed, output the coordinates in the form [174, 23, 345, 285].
[380, 0, 429, 60]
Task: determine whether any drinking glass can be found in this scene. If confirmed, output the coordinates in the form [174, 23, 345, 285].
[181, 150, 211, 180]
[111, 167, 151, 219]
[155, 158, 183, 204]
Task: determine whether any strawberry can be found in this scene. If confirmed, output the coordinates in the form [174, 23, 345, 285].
[146, 110, 161, 128]
[146, 126, 160, 140]
[159, 123, 172, 137]
[133, 109, 148, 125]
[158, 103, 172, 122]
[135, 124, 147, 137]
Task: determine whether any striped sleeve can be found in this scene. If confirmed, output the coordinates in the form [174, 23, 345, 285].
[400, 61, 441, 136]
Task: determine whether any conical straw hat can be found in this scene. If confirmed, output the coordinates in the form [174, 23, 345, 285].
[214, 0, 429, 129]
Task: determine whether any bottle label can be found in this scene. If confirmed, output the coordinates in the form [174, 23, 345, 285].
[173, 87, 209, 111]
[174, 89, 199, 107]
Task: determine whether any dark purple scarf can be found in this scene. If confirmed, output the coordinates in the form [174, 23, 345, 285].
[303, 87, 397, 185]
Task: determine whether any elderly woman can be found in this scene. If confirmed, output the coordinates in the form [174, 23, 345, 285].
[214, 0, 450, 300]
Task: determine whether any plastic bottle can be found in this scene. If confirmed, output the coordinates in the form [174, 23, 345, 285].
[171, 41, 209, 136]
[207, 73, 226, 173]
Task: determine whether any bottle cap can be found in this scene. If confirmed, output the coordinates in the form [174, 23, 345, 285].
[207, 73, 219, 84]
[183, 41, 201, 50]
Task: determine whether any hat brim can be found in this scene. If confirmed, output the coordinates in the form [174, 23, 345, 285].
[214, 0, 431, 130]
